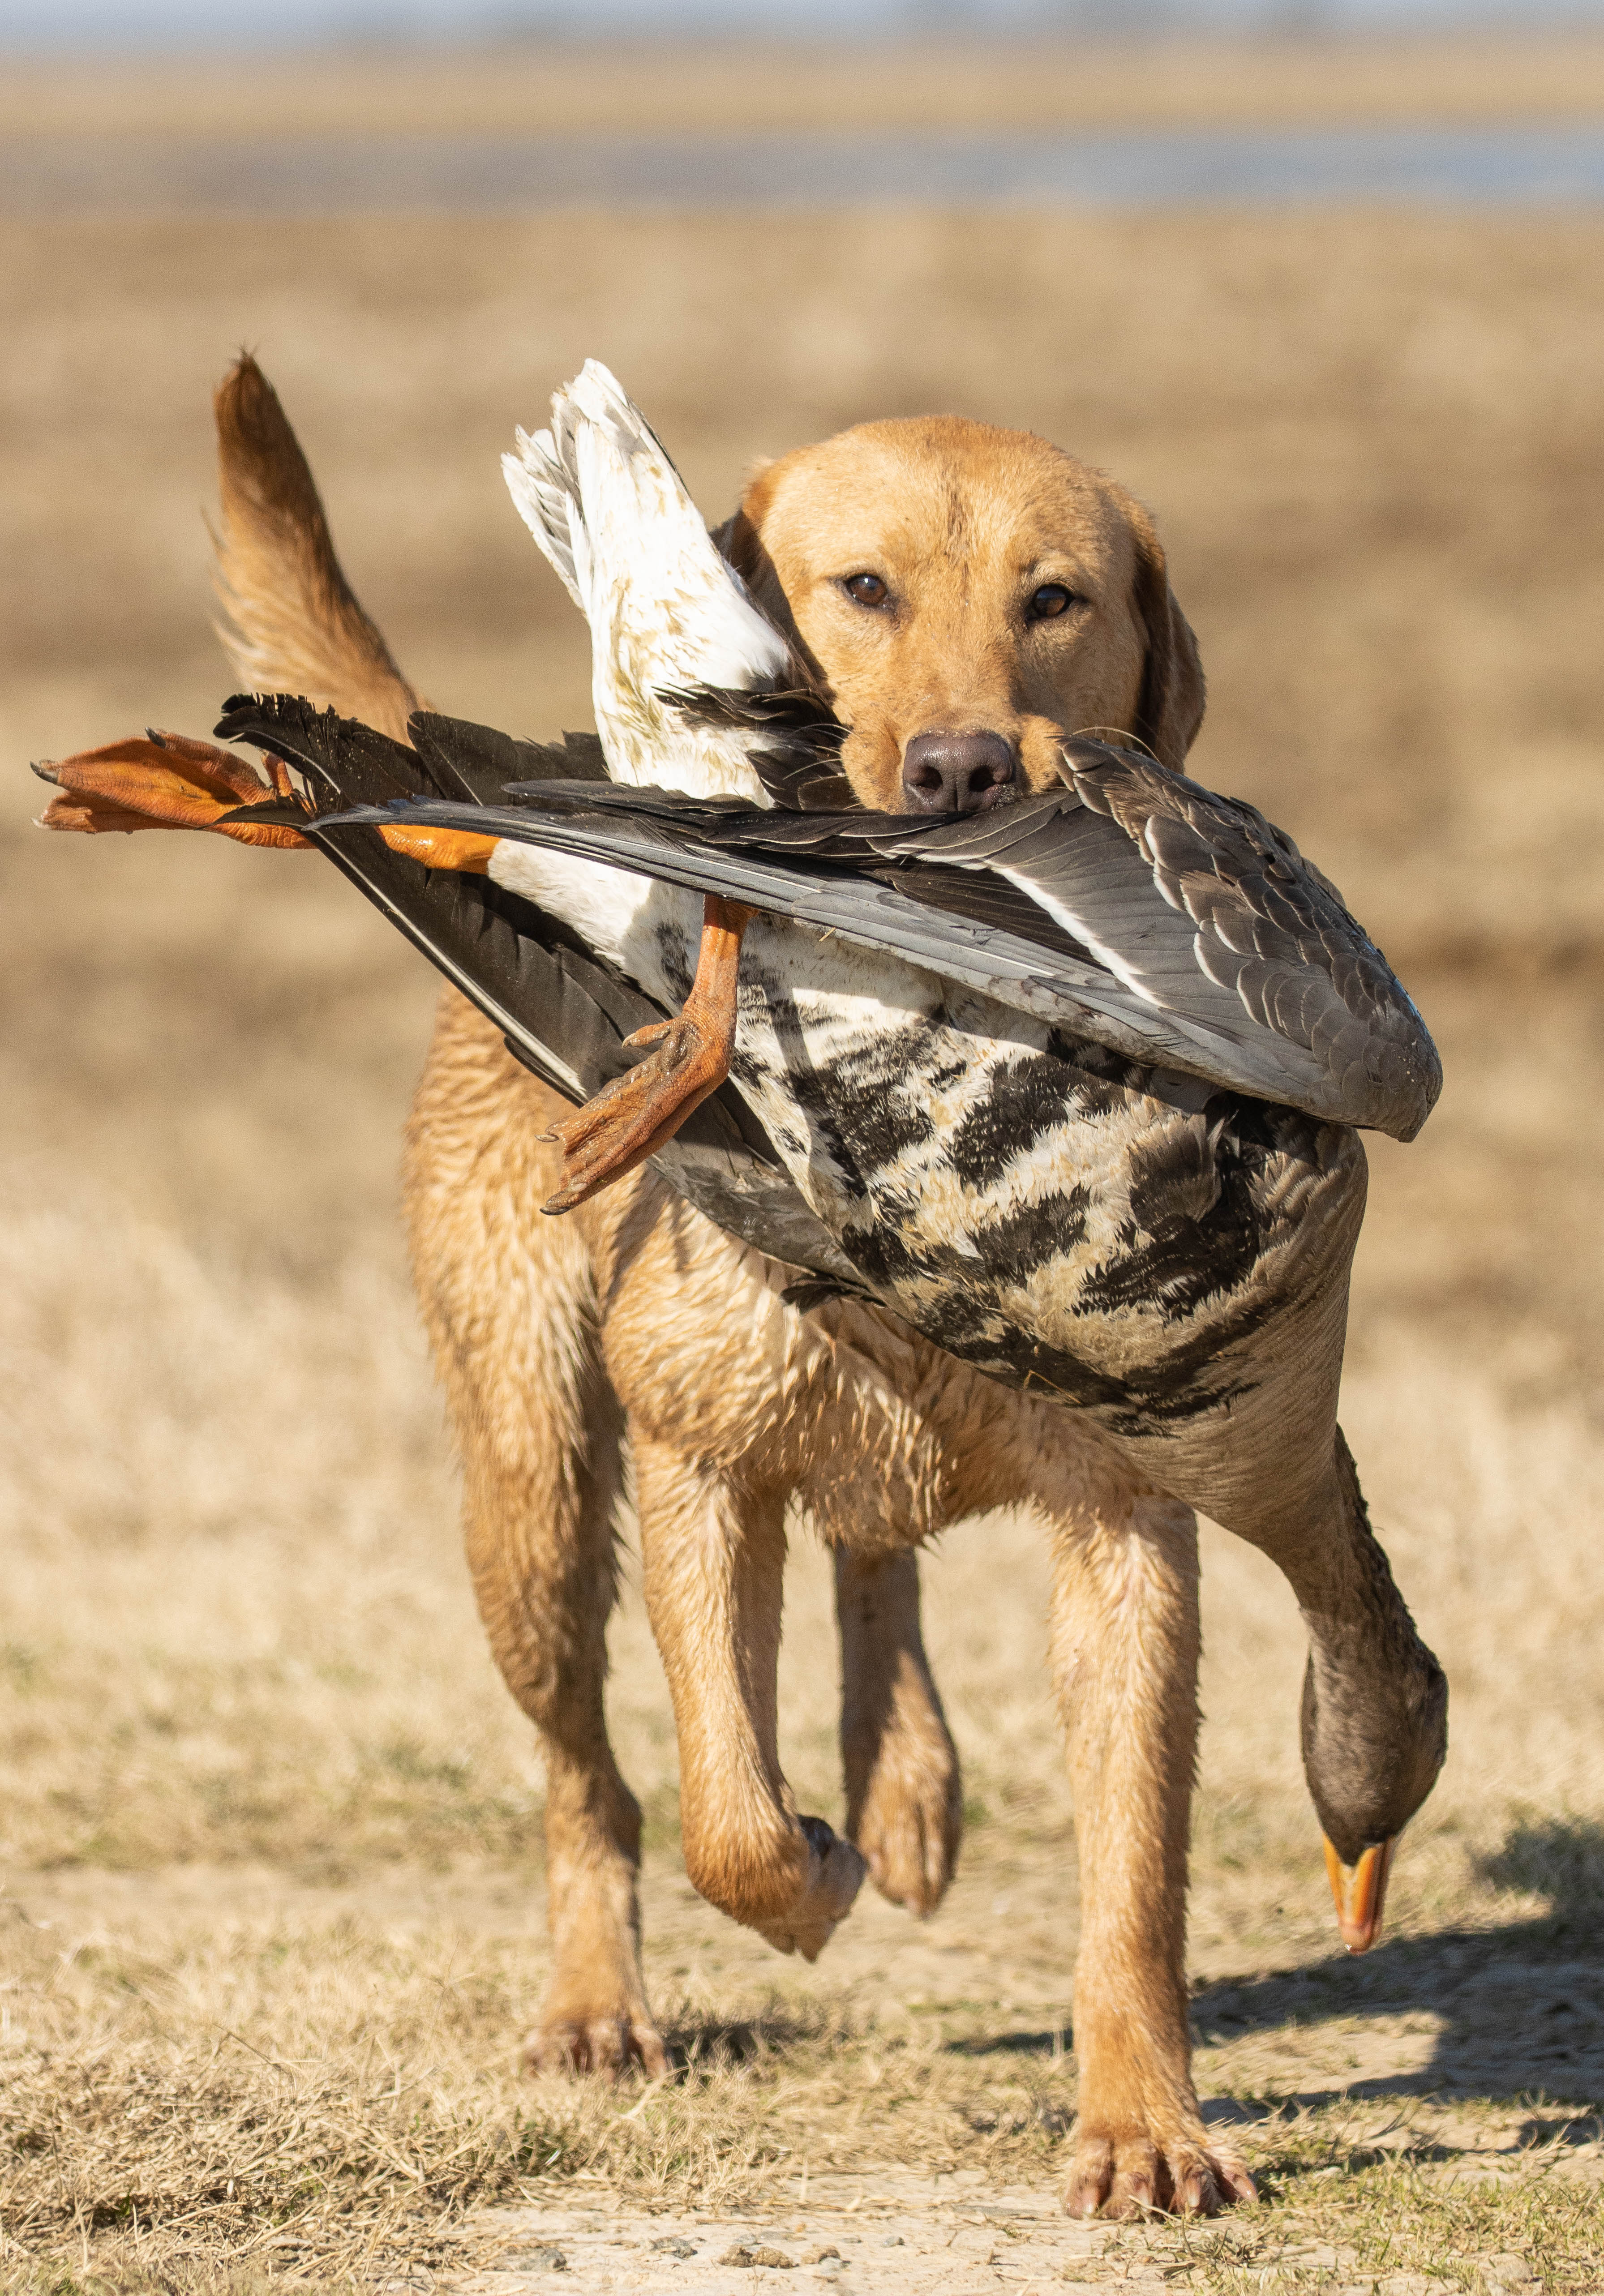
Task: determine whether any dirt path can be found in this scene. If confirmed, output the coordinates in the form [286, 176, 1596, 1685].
[5, 1857, 1600, 2290]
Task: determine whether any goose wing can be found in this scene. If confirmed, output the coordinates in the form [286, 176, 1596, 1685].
[322, 723, 1438, 1142]
[845, 736, 1441, 1140]
[209, 694, 702, 1107]
[1039, 739, 1439, 1139]
[209, 694, 863, 1286]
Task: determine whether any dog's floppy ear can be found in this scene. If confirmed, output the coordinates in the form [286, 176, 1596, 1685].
[711, 460, 828, 691]
[711, 458, 788, 621]
[1127, 504, 1205, 771]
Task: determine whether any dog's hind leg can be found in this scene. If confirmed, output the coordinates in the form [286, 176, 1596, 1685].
[406, 994, 662, 2077]
[633, 1435, 866, 1960]
[209, 353, 660, 2071]
[835, 1548, 962, 1917]
[1043, 1467, 1255, 2219]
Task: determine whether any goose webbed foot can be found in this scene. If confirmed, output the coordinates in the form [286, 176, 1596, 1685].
[34, 728, 498, 874]
[1325, 1833, 1398, 1954]
[33, 731, 314, 848]
[541, 895, 755, 1215]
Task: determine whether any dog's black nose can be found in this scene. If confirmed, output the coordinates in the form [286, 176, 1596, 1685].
[901, 731, 1017, 814]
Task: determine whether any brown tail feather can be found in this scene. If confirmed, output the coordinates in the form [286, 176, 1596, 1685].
[212, 354, 422, 744]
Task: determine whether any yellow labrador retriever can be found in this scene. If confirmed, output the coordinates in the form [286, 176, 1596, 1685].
[75, 361, 1245, 2218]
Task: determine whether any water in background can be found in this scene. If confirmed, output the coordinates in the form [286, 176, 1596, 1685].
[7, 124, 1604, 212]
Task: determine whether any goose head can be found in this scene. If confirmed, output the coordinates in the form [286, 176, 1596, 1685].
[1296, 1435, 1449, 1953]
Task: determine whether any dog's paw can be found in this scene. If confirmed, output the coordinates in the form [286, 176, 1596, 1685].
[755, 1816, 867, 1962]
[1064, 2126, 1256, 2220]
[523, 2005, 667, 2082]
[851, 1718, 963, 1918]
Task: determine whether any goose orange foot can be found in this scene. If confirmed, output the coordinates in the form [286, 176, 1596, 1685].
[540, 895, 756, 1215]
[34, 729, 497, 875]
[34, 730, 314, 846]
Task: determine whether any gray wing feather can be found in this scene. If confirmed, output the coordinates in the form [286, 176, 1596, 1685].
[327, 775, 1438, 1137]
[1051, 740, 1440, 1139]
[310, 724, 1440, 1141]
[325, 793, 1274, 1082]
[880, 741, 1439, 1140]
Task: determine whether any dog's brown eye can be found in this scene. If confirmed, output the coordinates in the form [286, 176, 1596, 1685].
[1029, 583, 1074, 620]
[843, 573, 888, 608]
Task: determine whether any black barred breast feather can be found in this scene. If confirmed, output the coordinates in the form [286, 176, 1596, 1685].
[716, 989, 1370, 1441]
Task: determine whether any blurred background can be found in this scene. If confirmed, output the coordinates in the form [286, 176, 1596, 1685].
[1, 2, 1602, 2254]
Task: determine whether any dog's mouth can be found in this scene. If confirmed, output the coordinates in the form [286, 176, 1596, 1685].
[899, 729, 1019, 815]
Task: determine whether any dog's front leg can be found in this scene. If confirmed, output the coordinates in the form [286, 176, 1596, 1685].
[635, 1437, 866, 1959]
[1047, 1483, 1256, 2220]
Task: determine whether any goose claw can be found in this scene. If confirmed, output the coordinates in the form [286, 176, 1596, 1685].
[540, 893, 754, 1215]
[539, 1008, 732, 1213]
[1324, 1833, 1398, 1953]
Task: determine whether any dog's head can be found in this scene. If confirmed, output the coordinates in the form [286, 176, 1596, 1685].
[716, 415, 1203, 814]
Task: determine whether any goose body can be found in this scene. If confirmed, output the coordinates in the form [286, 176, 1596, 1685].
[287, 712, 1389, 1452]
[225, 682, 1446, 1931]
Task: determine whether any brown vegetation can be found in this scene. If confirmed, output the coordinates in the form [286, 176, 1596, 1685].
[7, 33, 1604, 140]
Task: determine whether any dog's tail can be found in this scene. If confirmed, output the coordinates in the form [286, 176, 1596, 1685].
[211, 354, 421, 744]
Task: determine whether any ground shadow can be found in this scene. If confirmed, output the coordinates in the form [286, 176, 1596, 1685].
[1189, 1814, 1604, 2109]
[947, 1818, 1604, 2121]
[660, 2006, 838, 2073]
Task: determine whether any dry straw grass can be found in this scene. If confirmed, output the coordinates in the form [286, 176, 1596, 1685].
[10, 30, 1604, 140]
[2, 912, 1601, 2286]
[3, 94, 1604, 2283]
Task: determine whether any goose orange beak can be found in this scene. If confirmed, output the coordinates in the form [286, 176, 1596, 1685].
[1323, 1834, 1397, 1953]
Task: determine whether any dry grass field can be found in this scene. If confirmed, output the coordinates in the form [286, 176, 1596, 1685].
[8, 30, 1604, 138]
[2, 47, 1604, 2289]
